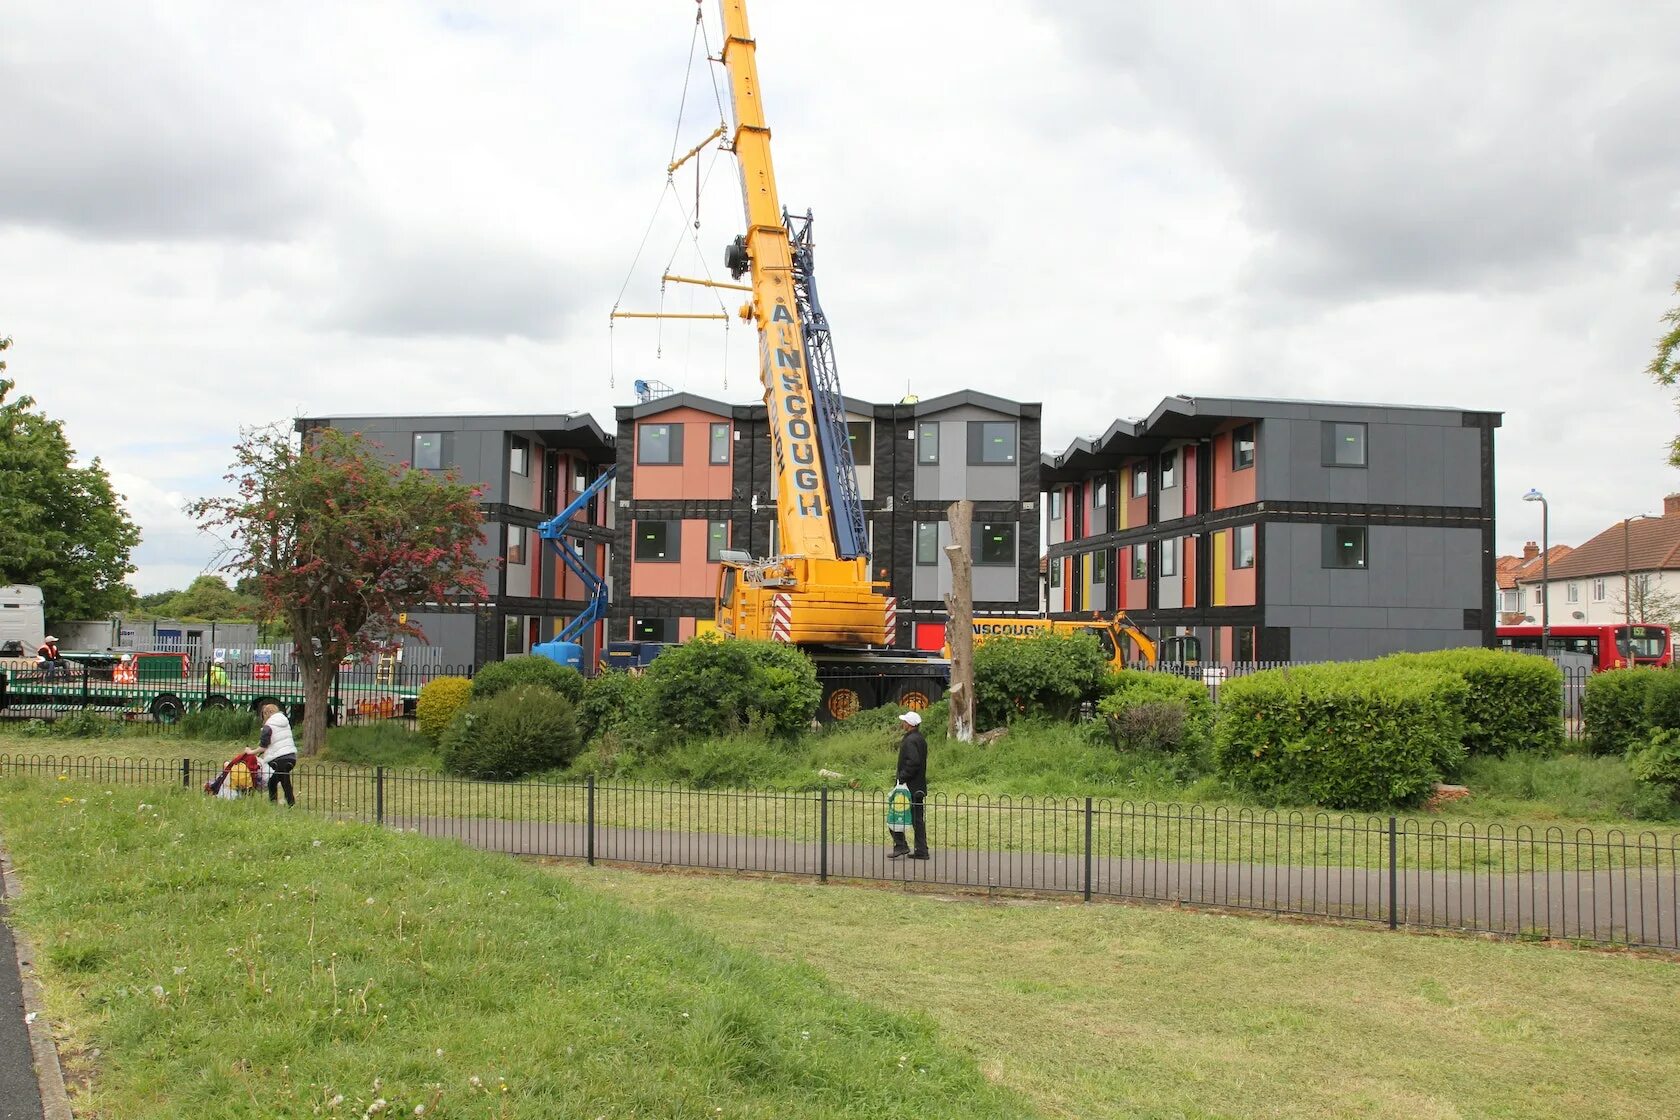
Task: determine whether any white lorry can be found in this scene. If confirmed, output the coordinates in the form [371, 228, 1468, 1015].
[0, 585, 46, 668]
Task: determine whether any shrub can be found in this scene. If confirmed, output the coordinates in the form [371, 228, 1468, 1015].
[1213, 662, 1467, 810]
[416, 676, 474, 744]
[440, 685, 580, 779]
[974, 632, 1110, 726]
[1097, 671, 1215, 756]
[642, 637, 821, 743]
[649, 736, 794, 789]
[1643, 671, 1680, 733]
[471, 656, 585, 703]
[1107, 702, 1187, 753]
[177, 707, 260, 741]
[1582, 668, 1662, 756]
[45, 709, 120, 740]
[1630, 729, 1680, 798]
[1384, 648, 1562, 757]
[577, 669, 651, 744]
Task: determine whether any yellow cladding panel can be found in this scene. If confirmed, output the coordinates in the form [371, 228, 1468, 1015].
[694, 619, 717, 637]
[1118, 473, 1128, 530]
[1212, 530, 1228, 606]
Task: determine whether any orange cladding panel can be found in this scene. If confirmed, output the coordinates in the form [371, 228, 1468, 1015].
[633, 407, 734, 501]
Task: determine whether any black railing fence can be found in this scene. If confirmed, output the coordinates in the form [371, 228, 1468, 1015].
[3, 752, 1675, 950]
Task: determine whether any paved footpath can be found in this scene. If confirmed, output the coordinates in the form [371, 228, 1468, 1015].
[387, 814, 1680, 950]
[0, 895, 46, 1120]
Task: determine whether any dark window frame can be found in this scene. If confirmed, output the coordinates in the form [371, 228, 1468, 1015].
[1322, 525, 1368, 570]
[1233, 524, 1256, 569]
[413, 431, 446, 471]
[1131, 545, 1148, 580]
[633, 617, 673, 642]
[917, 422, 940, 465]
[634, 520, 681, 563]
[1048, 560, 1061, 588]
[509, 436, 529, 477]
[1161, 449, 1177, 490]
[973, 522, 1017, 567]
[1094, 480, 1108, 509]
[706, 519, 729, 563]
[847, 420, 872, 466]
[1160, 537, 1177, 577]
[1232, 424, 1256, 471]
[967, 420, 1018, 466]
[1050, 490, 1065, 519]
[709, 422, 730, 466]
[506, 523, 527, 566]
[1092, 549, 1109, 584]
[915, 521, 939, 566]
[1131, 464, 1149, 498]
[1321, 421, 1368, 468]
[638, 422, 684, 465]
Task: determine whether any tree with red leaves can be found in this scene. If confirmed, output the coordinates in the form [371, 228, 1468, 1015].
[188, 425, 488, 754]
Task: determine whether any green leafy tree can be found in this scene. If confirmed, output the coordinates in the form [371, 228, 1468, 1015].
[188, 425, 488, 754]
[0, 363, 141, 619]
[1649, 276, 1680, 465]
[158, 574, 263, 621]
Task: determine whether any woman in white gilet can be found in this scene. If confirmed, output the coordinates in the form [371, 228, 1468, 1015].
[258, 702, 298, 806]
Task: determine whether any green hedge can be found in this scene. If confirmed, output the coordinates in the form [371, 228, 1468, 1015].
[1213, 662, 1467, 810]
[471, 655, 585, 703]
[577, 668, 650, 744]
[974, 631, 1110, 726]
[440, 684, 580, 779]
[416, 676, 474, 744]
[1096, 671, 1215, 757]
[1383, 648, 1562, 757]
[1582, 668, 1663, 756]
[642, 637, 821, 742]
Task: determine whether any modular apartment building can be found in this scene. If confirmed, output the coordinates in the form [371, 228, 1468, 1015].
[1042, 396, 1501, 662]
[294, 413, 616, 668]
[612, 389, 1041, 649]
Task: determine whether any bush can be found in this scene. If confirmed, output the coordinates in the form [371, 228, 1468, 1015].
[1630, 729, 1680, 797]
[1582, 668, 1662, 756]
[43, 709, 120, 740]
[577, 669, 651, 744]
[471, 656, 585, 703]
[440, 685, 580, 779]
[649, 736, 795, 789]
[177, 707, 260, 741]
[974, 632, 1110, 726]
[1097, 671, 1215, 756]
[1384, 648, 1562, 757]
[1644, 671, 1680, 733]
[642, 637, 821, 743]
[1106, 702, 1187, 753]
[1213, 662, 1467, 810]
[416, 676, 474, 744]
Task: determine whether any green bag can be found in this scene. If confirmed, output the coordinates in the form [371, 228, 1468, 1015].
[886, 784, 913, 833]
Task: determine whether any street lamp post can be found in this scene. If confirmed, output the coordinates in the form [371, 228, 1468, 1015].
[1623, 514, 1659, 625]
[1523, 489, 1549, 652]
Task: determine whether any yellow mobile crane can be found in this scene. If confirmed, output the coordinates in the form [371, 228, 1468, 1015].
[709, 0, 946, 719]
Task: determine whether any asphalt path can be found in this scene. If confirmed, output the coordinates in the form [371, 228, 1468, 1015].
[387, 813, 1680, 950]
[0, 897, 45, 1120]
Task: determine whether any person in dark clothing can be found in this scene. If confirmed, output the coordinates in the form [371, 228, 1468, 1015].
[888, 710, 930, 860]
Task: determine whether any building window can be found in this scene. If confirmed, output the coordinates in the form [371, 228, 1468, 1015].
[1323, 525, 1368, 569]
[847, 421, 872, 466]
[916, 522, 939, 566]
[974, 522, 1016, 566]
[638, 423, 683, 465]
[506, 524, 527, 566]
[1233, 424, 1255, 471]
[634, 520, 680, 562]
[1160, 537, 1177, 577]
[709, 422, 730, 465]
[1234, 524, 1256, 569]
[509, 436, 529, 476]
[1592, 578, 1606, 602]
[1131, 465, 1148, 498]
[1161, 450, 1177, 490]
[413, 432, 445, 470]
[1235, 626, 1255, 661]
[1131, 546, 1147, 580]
[1092, 549, 1109, 584]
[917, 422, 940, 465]
[707, 520, 729, 562]
[1094, 481, 1108, 509]
[1322, 422, 1367, 468]
[1049, 561, 1061, 589]
[1567, 582, 1579, 603]
[503, 615, 524, 657]
[1050, 490, 1064, 520]
[633, 617, 673, 642]
[1500, 588, 1520, 613]
[968, 420, 1017, 465]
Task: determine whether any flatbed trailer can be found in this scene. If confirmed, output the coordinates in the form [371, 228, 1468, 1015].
[0, 652, 419, 724]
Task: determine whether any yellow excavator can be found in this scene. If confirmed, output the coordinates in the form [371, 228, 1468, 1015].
[958, 613, 1201, 670]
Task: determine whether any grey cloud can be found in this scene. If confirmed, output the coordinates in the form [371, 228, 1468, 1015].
[0, 6, 349, 240]
[1047, 2, 1680, 299]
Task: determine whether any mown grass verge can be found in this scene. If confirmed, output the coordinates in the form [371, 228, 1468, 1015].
[0, 778, 1029, 1119]
[560, 864, 1680, 1120]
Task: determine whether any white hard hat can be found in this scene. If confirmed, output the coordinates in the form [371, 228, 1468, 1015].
[899, 710, 922, 726]
[44, 635, 57, 642]
[214, 656, 225, 664]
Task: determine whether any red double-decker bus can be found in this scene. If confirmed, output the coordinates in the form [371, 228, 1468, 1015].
[1494, 623, 1672, 671]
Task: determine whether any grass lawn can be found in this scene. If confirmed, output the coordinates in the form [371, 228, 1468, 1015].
[0, 778, 1027, 1119]
[556, 864, 1680, 1119]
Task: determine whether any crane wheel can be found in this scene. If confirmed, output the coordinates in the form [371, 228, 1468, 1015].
[149, 693, 185, 724]
[825, 687, 863, 721]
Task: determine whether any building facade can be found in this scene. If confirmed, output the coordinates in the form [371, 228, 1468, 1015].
[295, 413, 616, 668]
[1514, 494, 1680, 628]
[1042, 396, 1501, 662]
[611, 389, 1041, 648]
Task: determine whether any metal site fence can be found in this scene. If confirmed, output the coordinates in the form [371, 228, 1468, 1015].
[3, 752, 1675, 950]
[0, 662, 476, 729]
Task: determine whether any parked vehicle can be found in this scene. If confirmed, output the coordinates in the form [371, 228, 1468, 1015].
[1494, 623, 1672, 671]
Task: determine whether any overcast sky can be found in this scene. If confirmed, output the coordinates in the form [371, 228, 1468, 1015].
[3, 1, 1677, 594]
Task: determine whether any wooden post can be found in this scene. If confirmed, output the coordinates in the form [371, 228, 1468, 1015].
[943, 499, 975, 743]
